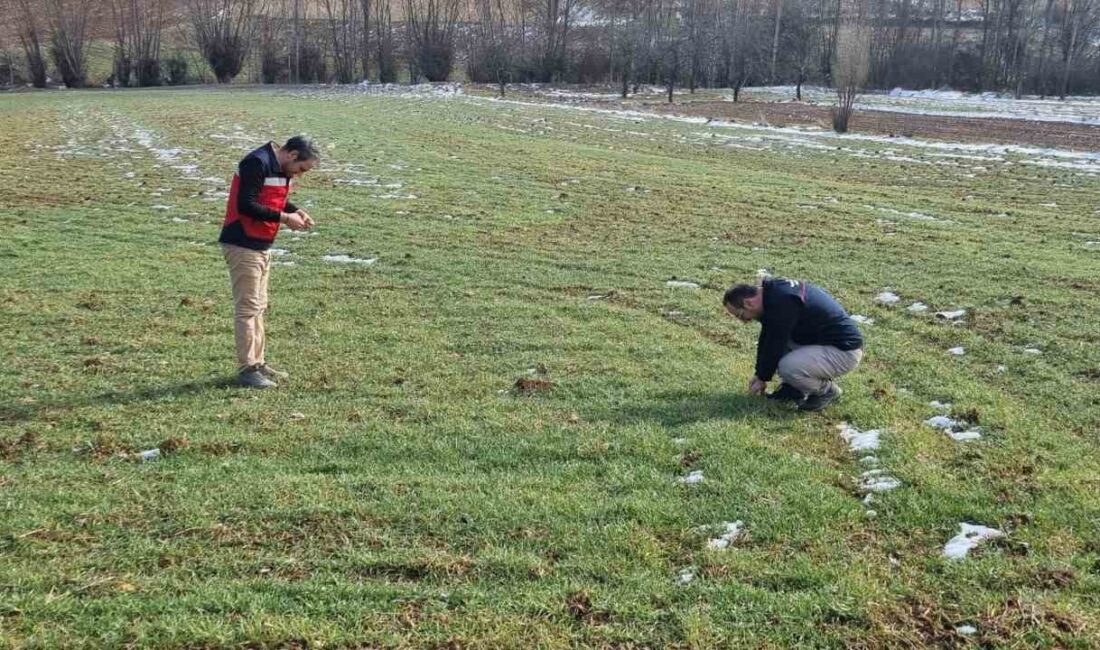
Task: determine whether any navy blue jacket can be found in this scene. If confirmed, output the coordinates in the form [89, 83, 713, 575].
[755, 278, 863, 381]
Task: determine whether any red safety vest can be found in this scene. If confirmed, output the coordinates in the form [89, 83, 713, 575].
[222, 173, 292, 244]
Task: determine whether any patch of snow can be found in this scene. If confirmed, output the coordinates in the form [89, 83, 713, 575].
[322, 255, 377, 265]
[861, 473, 902, 493]
[947, 347, 966, 356]
[907, 302, 929, 313]
[850, 314, 874, 325]
[947, 429, 983, 442]
[678, 470, 705, 485]
[929, 400, 952, 412]
[925, 415, 959, 430]
[875, 291, 901, 305]
[706, 521, 745, 549]
[956, 625, 978, 636]
[943, 523, 1004, 560]
[333, 178, 379, 186]
[838, 423, 882, 452]
[936, 309, 966, 320]
[667, 280, 701, 289]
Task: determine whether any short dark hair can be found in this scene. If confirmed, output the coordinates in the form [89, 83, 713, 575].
[282, 135, 319, 162]
[723, 284, 758, 308]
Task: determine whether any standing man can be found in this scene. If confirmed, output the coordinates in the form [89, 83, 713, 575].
[219, 136, 319, 388]
[723, 277, 864, 411]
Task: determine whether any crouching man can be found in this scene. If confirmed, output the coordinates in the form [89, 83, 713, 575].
[219, 136, 318, 388]
[723, 277, 864, 411]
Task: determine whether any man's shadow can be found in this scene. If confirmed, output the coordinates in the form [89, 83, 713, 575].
[600, 390, 796, 428]
[1, 377, 237, 424]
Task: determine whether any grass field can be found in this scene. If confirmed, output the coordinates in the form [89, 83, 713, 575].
[2, 86, 1099, 648]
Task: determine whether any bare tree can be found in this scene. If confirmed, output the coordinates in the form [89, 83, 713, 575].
[186, 0, 265, 83]
[782, 0, 816, 99]
[46, 0, 94, 88]
[1057, 0, 1097, 97]
[720, 0, 761, 102]
[321, 0, 363, 82]
[470, 0, 518, 95]
[359, 0, 372, 79]
[13, 0, 49, 88]
[375, 0, 398, 81]
[109, 0, 167, 86]
[257, 14, 287, 82]
[832, 1, 870, 132]
[537, 0, 579, 80]
[404, 0, 463, 81]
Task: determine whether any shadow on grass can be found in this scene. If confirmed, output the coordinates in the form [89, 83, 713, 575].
[603, 390, 795, 428]
[1, 376, 238, 423]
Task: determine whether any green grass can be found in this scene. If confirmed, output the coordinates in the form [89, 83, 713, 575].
[1, 87, 1099, 648]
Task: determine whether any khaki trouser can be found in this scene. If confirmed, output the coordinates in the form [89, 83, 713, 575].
[777, 344, 863, 396]
[222, 244, 270, 371]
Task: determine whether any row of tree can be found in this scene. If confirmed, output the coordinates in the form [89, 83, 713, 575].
[2, 0, 1099, 97]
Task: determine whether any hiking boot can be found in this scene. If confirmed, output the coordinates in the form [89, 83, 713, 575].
[798, 383, 841, 412]
[238, 365, 278, 389]
[257, 363, 289, 381]
[766, 383, 804, 403]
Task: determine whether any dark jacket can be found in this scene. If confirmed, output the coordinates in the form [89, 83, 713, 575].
[755, 278, 863, 381]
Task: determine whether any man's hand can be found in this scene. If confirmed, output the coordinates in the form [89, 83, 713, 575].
[748, 376, 767, 396]
[281, 212, 311, 231]
[296, 209, 315, 229]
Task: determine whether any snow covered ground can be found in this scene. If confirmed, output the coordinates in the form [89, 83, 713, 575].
[741, 85, 1100, 125]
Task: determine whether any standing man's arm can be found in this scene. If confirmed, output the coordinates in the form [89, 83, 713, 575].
[753, 298, 800, 388]
[237, 158, 310, 230]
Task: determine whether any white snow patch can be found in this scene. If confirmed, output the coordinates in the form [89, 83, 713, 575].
[838, 423, 882, 452]
[850, 314, 874, 325]
[875, 291, 901, 305]
[956, 625, 978, 636]
[706, 521, 745, 549]
[907, 302, 929, 313]
[322, 255, 377, 265]
[667, 280, 701, 289]
[1023, 347, 1042, 355]
[925, 415, 960, 430]
[936, 309, 966, 320]
[333, 178, 379, 186]
[861, 473, 902, 493]
[678, 470, 705, 485]
[947, 347, 966, 356]
[947, 429, 983, 442]
[943, 523, 1004, 560]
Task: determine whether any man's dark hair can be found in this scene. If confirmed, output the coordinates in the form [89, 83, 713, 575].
[282, 135, 319, 162]
[723, 284, 759, 308]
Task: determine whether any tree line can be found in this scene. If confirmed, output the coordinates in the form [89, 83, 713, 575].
[2, 0, 1098, 99]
